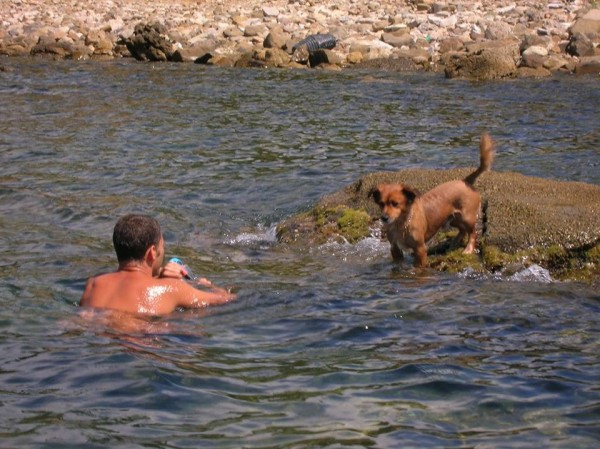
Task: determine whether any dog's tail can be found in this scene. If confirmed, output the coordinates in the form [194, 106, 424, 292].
[464, 132, 494, 186]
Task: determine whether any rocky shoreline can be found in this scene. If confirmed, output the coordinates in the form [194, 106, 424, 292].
[1, 0, 599, 78]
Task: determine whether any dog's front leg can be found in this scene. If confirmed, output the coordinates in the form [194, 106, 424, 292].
[413, 244, 428, 268]
[391, 244, 404, 262]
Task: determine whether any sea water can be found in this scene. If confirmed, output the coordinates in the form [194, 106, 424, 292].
[0, 58, 599, 448]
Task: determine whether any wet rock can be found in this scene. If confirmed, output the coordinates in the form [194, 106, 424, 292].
[277, 169, 600, 282]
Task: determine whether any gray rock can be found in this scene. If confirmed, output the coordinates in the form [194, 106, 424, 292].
[566, 32, 596, 57]
[485, 21, 514, 40]
[243, 24, 268, 38]
[521, 52, 546, 69]
[439, 37, 464, 54]
[381, 31, 413, 48]
[263, 26, 289, 50]
[522, 45, 548, 57]
[172, 40, 217, 63]
[566, 10, 600, 57]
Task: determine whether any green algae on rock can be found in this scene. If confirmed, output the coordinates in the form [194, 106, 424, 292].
[276, 168, 600, 282]
[277, 205, 372, 245]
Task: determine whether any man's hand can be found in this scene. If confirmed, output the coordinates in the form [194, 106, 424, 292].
[159, 261, 188, 279]
[196, 278, 214, 288]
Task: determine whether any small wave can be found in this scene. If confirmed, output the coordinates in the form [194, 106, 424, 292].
[227, 225, 278, 246]
[507, 264, 553, 283]
[317, 235, 389, 261]
[461, 264, 554, 283]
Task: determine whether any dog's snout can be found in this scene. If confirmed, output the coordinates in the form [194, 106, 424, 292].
[380, 214, 390, 224]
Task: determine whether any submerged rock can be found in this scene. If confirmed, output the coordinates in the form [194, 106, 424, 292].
[277, 169, 600, 282]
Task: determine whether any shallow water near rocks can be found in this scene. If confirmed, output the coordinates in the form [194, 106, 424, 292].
[1, 58, 599, 448]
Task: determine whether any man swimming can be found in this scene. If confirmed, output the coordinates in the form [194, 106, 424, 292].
[80, 214, 235, 315]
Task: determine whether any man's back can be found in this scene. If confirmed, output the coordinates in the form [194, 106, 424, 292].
[80, 271, 218, 315]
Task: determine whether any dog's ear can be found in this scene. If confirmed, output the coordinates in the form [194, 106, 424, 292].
[368, 187, 381, 203]
[402, 186, 418, 204]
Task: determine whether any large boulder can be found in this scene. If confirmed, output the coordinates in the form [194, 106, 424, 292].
[381, 29, 413, 48]
[566, 9, 600, 57]
[485, 21, 514, 40]
[276, 169, 600, 282]
[444, 39, 520, 80]
[251, 48, 293, 68]
[263, 26, 289, 50]
[85, 29, 116, 56]
[172, 40, 218, 63]
[124, 21, 177, 62]
[30, 34, 93, 60]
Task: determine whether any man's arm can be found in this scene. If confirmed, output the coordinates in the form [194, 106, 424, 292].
[176, 280, 236, 309]
[159, 261, 236, 309]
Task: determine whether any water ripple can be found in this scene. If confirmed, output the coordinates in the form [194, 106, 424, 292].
[0, 59, 599, 448]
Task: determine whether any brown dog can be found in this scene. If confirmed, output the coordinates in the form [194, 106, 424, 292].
[371, 133, 494, 267]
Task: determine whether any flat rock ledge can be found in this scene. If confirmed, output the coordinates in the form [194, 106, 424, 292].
[1, 1, 600, 79]
[276, 170, 600, 283]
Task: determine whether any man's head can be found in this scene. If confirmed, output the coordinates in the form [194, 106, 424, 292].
[113, 214, 164, 271]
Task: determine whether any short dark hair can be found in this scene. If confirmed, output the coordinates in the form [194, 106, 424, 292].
[113, 214, 162, 263]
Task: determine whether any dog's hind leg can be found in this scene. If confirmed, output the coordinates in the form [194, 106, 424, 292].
[463, 228, 477, 254]
[460, 216, 478, 254]
[449, 212, 478, 254]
